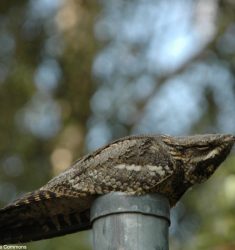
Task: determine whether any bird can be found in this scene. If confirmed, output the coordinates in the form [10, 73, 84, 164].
[0, 133, 234, 244]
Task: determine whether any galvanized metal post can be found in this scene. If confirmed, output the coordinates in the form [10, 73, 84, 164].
[91, 192, 170, 250]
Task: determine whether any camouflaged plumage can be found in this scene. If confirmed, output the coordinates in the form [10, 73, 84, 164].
[0, 134, 234, 244]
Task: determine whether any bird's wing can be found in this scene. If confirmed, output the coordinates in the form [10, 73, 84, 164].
[0, 190, 93, 244]
[0, 135, 173, 244]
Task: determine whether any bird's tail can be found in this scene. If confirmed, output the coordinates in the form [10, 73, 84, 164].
[0, 190, 93, 244]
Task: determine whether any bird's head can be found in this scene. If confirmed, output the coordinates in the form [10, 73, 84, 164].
[161, 134, 235, 184]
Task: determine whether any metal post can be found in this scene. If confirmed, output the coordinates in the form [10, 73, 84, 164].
[91, 192, 170, 250]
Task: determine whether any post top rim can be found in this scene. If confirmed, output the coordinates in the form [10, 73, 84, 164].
[90, 192, 170, 225]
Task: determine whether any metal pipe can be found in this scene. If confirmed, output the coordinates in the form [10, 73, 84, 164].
[91, 192, 170, 250]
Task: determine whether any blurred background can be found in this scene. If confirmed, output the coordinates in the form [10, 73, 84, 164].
[0, 0, 235, 249]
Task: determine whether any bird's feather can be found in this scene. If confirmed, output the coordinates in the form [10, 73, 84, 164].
[0, 134, 234, 244]
[0, 190, 92, 244]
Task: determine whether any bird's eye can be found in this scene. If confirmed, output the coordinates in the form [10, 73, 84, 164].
[197, 146, 209, 151]
[176, 145, 184, 150]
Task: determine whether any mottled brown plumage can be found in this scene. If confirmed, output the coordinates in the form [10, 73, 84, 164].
[0, 134, 234, 244]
